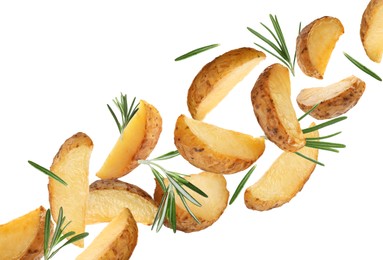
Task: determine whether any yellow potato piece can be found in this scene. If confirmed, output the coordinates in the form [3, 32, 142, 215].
[187, 47, 265, 120]
[296, 16, 344, 79]
[49, 132, 93, 248]
[153, 172, 229, 233]
[174, 114, 265, 174]
[96, 100, 162, 179]
[361, 0, 383, 62]
[0, 206, 51, 260]
[245, 126, 319, 211]
[77, 208, 138, 260]
[86, 179, 158, 225]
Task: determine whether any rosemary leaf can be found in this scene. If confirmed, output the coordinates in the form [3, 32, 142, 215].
[344, 52, 382, 81]
[108, 93, 139, 134]
[175, 43, 220, 61]
[167, 174, 201, 207]
[28, 160, 67, 186]
[302, 116, 347, 134]
[152, 150, 180, 161]
[295, 152, 324, 166]
[298, 103, 319, 121]
[305, 141, 346, 148]
[229, 165, 256, 205]
[305, 131, 342, 140]
[176, 190, 201, 224]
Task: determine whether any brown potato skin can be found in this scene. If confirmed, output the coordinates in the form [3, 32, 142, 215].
[174, 115, 257, 174]
[296, 16, 344, 79]
[187, 47, 266, 120]
[361, 0, 383, 62]
[251, 64, 305, 152]
[297, 76, 366, 119]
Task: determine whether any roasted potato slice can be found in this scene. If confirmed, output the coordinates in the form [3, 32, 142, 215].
[77, 208, 138, 260]
[153, 172, 229, 233]
[361, 0, 383, 62]
[96, 100, 162, 179]
[49, 132, 93, 248]
[187, 47, 266, 120]
[251, 63, 305, 152]
[297, 75, 366, 119]
[174, 114, 265, 174]
[86, 179, 158, 225]
[0, 206, 52, 260]
[245, 125, 319, 211]
[296, 16, 344, 79]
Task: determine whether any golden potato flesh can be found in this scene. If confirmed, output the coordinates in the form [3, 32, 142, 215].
[153, 172, 229, 233]
[296, 16, 344, 79]
[361, 0, 383, 62]
[174, 114, 265, 174]
[86, 179, 158, 225]
[96, 100, 162, 179]
[49, 132, 93, 248]
[77, 208, 138, 260]
[187, 47, 266, 120]
[244, 125, 319, 211]
[297, 75, 366, 119]
[251, 63, 305, 152]
[0, 206, 51, 260]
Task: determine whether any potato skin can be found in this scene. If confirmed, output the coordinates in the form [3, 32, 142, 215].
[187, 47, 266, 120]
[174, 115, 258, 174]
[251, 64, 305, 152]
[297, 76, 366, 119]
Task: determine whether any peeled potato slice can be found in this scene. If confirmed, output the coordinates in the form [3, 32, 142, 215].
[244, 125, 319, 211]
[86, 179, 158, 225]
[297, 75, 366, 119]
[96, 100, 162, 179]
[49, 132, 93, 248]
[251, 63, 305, 152]
[187, 47, 266, 120]
[77, 208, 138, 260]
[0, 206, 51, 260]
[174, 114, 265, 174]
[361, 0, 383, 62]
[153, 172, 229, 233]
[296, 16, 344, 79]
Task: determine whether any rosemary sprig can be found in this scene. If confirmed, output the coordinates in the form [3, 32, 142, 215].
[248, 14, 300, 75]
[44, 207, 89, 259]
[28, 160, 67, 186]
[139, 150, 208, 233]
[344, 52, 382, 81]
[175, 43, 220, 61]
[229, 165, 256, 205]
[107, 93, 139, 134]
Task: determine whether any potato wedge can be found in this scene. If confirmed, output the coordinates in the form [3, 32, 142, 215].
[0, 206, 52, 260]
[297, 75, 366, 119]
[244, 125, 319, 211]
[174, 114, 265, 174]
[96, 100, 162, 179]
[251, 63, 305, 152]
[153, 172, 229, 233]
[187, 47, 266, 120]
[361, 0, 383, 62]
[49, 132, 93, 248]
[86, 179, 158, 225]
[296, 16, 344, 79]
[77, 208, 138, 260]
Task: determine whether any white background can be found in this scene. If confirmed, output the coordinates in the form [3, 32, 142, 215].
[1, 0, 382, 259]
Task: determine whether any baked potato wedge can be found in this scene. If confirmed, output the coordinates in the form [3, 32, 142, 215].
[297, 75, 366, 119]
[0, 206, 52, 260]
[77, 208, 138, 260]
[86, 179, 158, 225]
[244, 125, 319, 211]
[187, 47, 266, 120]
[296, 16, 344, 79]
[153, 172, 229, 233]
[96, 100, 162, 179]
[174, 114, 265, 174]
[361, 0, 383, 62]
[49, 132, 93, 248]
[251, 63, 305, 152]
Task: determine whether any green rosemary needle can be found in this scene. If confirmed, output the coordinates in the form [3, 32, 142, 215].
[28, 160, 67, 186]
[344, 52, 382, 81]
[229, 165, 256, 205]
[175, 43, 220, 61]
[107, 93, 139, 134]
